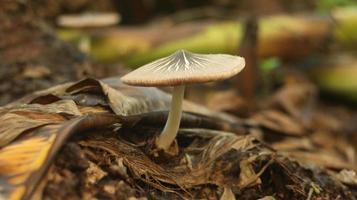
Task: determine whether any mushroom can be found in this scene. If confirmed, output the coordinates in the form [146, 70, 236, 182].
[122, 50, 245, 150]
[57, 13, 120, 53]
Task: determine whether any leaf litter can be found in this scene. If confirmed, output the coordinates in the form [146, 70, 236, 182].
[0, 77, 356, 200]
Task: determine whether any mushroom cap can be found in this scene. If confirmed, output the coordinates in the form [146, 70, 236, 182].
[122, 50, 245, 86]
[57, 13, 120, 28]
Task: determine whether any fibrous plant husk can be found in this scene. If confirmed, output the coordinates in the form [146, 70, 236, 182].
[0, 77, 356, 200]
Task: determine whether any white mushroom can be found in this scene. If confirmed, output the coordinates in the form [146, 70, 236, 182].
[57, 13, 120, 53]
[57, 13, 120, 28]
[122, 50, 245, 150]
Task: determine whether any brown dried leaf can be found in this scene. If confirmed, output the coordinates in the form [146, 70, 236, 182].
[0, 124, 60, 200]
[100, 81, 170, 116]
[258, 196, 276, 200]
[280, 150, 357, 170]
[102, 78, 238, 122]
[252, 110, 305, 136]
[272, 137, 313, 151]
[334, 169, 357, 186]
[206, 90, 249, 116]
[220, 187, 236, 200]
[0, 100, 80, 147]
[0, 113, 122, 200]
[11, 78, 239, 124]
[85, 161, 107, 185]
[266, 83, 317, 126]
[311, 132, 356, 165]
[22, 65, 51, 78]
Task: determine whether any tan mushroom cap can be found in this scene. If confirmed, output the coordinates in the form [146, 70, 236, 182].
[122, 50, 245, 86]
[57, 13, 120, 28]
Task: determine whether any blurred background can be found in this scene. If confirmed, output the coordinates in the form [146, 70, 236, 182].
[1, 0, 357, 108]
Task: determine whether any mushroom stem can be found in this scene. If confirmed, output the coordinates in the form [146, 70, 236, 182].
[156, 85, 185, 150]
[79, 35, 91, 54]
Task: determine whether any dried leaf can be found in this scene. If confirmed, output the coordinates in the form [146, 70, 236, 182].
[220, 187, 236, 200]
[0, 125, 59, 200]
[252, 110, 305, 136]
[0, 113, 122, 200]
[258, 196, 276, 200]
[272, 138, 313, 151]
[22, 65, 51, 78]
[334, 169, 357, 186]
[280, 150, 357, 170]
[207, 90, 248, 115]
[266, 83, 317, 126]
[85, 161, 107, 185]
[0, 100, 80, 147]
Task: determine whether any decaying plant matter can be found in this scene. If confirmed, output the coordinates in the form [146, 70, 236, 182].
[0, 77, 356, 200]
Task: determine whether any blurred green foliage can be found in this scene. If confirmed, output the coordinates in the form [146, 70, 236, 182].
[260, 57, 281, 73]
[317, 0, 357, 11]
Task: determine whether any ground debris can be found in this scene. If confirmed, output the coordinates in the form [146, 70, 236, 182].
[0, 78, 356, 200]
